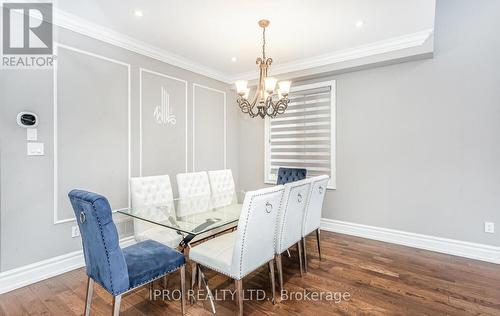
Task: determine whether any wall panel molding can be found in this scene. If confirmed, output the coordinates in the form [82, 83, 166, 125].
[192, 83, 227, 171]
[53, 43, 131, 224]
[139, 68, 188, 176]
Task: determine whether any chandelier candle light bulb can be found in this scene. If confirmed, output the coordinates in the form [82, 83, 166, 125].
[235, 80, 249, 96]
[278, 81, 291, 96]
[236, 19, 292, 118]
[264, 77, 278, 93]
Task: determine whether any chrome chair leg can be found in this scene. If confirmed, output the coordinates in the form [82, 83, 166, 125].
[112, 295, 122, 316]
[268, 259, 276, 304]
[198, 266, 202, 289]
[180, 265, 186, 315]
[302, 237, 308, 273]
[198, 266, 216, 314]
[84, 277, 94, 316]
[316, 228, 322, 261]
[190, 262, 197, 304]
[297, 242, 303, 277]
[235, 278, 243, 316]
[149, 281, 154, 300]
[275, 253, 283, 294]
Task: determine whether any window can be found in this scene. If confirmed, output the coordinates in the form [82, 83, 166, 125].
[265, 80, 336, 189]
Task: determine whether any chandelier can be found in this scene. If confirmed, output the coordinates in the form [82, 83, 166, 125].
[235, 20, 291, 119]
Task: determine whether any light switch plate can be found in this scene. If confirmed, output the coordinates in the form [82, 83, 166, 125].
[27, 142, 44, 156]
[27, 128, 37, 141]
[485, 222, 495, 233]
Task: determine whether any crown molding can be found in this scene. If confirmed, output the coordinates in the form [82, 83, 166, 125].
[38, 5, 433, 85]
[228, 28, 434, 82]
[52, 8, 231, 83]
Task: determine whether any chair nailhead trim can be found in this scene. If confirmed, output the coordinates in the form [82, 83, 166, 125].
[239, 187, 284, 278]
[92, 200, 116, 295]
[278, 182, 309, 253]
[191, 187, 285, 280]
[302, 183, 313, 237]
[73, 197, 116, 294]
[190, 259, 237, 279]
[75, 195, 186, 296]
[116, 264, 185, 295]
[302, 178, 328, 237]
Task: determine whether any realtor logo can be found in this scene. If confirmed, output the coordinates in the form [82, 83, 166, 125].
[1, 2, 55, 68]
[2, 2, 53, 54]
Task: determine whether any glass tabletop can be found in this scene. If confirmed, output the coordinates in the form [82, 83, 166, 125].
[117, 191, 244, 236]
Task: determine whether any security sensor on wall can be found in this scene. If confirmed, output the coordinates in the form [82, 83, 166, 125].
[17, 112, 38, 128]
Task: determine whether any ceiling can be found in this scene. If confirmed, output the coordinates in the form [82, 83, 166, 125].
[54, 0, 436, 82]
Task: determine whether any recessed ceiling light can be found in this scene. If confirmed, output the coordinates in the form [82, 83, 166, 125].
[355, 20, 364, 28]
[134, 10, 143, 17]
[231, 57, 237, 62]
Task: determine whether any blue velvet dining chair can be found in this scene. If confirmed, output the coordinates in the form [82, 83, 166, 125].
[68, 189, 186, 316]
[276, 167, 307, 185]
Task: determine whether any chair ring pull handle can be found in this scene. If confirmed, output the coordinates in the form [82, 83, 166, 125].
[297, 193, 303, 203]
[79, 211, 86, 224]
[265, 202, 273, 213]
[319, 186, 324, 194]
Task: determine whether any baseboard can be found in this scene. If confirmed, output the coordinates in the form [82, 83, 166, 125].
[0, 236, 136, 294]
[321, 218, 500, 264]
[3, 222, 498, 296]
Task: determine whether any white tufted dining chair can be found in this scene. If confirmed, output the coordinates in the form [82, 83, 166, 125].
[275, 178, 312, 292]
[302, 175, 330, 271]
[189, 185, 285, 316]
[208, 169, 236, 208]
[130, 175, 182, 249]
[176, 171, 212, 218]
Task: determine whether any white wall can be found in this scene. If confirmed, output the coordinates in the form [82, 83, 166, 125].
[237, 0, 500, 247]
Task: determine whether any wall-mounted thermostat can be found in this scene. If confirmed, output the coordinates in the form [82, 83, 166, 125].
[17, 112, 38, 128]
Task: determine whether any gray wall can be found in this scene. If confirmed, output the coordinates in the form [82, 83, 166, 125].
[1, 0, 499, 273]
[0, 26, 239, 271]
[237, 0, 500, 247]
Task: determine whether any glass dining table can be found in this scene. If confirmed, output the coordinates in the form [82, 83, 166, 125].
[117, 193, 244, 251]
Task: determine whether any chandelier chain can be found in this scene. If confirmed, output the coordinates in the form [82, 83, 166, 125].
[262, 27, 266, 60]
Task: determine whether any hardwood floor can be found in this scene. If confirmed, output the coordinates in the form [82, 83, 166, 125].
[1, 231, 500, 315]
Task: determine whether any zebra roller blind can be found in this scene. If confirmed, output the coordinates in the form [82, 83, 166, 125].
[265, 81, 336, 188]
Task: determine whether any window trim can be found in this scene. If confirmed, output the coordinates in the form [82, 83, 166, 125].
[264, 80, 336, 189]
